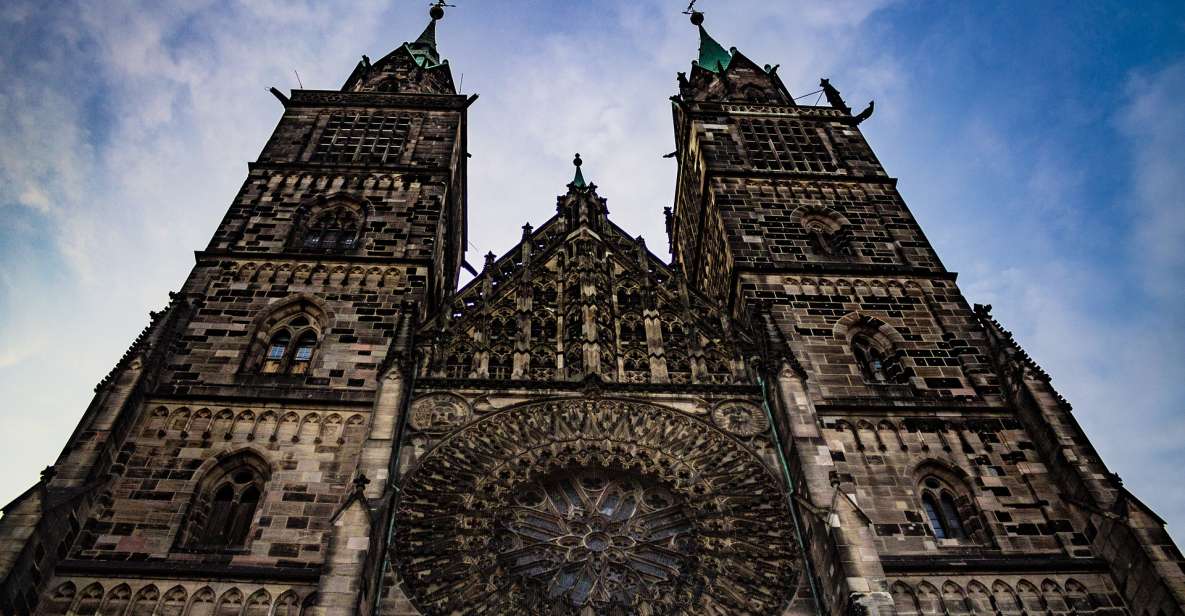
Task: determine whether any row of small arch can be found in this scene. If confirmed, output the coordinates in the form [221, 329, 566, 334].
[779, 276, 945, 299]
[42, 581, 312, 616]
[141, 406, 366, 444]
[828, 419, 1012, 455]
[228, 262, 408, 288]
[259, 170, 430, 193]
[727, 175, 883, 201]
[890, 577, 1107, 614]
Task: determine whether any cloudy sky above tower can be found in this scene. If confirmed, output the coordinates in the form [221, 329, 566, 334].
[0, 1, 1183, 544]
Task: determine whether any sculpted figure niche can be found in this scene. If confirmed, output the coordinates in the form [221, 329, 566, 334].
[393, 398, 801, 615]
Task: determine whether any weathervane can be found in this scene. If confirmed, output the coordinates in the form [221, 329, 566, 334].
[683, 0, 705, 25]
[429, 0, 455, 20]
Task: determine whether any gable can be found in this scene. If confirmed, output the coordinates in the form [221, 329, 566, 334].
[418, 186, 757, 386]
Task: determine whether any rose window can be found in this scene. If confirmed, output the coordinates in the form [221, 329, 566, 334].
[495, 469, 693, 609]
[393, 399, 801, 615]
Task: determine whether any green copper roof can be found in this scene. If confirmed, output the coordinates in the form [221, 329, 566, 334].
[408, 19, 441, 68]
[696, 24, 732, 73]
[570, 153, 588, 188]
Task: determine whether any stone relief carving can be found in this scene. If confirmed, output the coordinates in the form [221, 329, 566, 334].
[710, 401, 770, 438]
[408, 394, 470, 432]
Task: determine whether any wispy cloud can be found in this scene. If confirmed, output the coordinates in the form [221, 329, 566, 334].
[1120, 61, 1185, 304]
[0, 0, 1181, 549]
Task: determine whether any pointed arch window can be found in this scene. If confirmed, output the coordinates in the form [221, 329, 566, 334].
[852, 334, 904, 384]
[806, 221, 836, 256]
[291, 331, 318, 374]
[264, 331, 291, 372]
[183, 456, 269, 551]
[259, 315, 320, 375]
[292, 196, 367, 254]
[920, 476, 968, 540]
[302, 206, 360, 251]
[800, 212, 852, 258]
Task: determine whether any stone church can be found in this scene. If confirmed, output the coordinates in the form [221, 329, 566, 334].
[2, 5, 1182, 616]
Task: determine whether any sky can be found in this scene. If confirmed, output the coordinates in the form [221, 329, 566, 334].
[0, 0, 1182, 547]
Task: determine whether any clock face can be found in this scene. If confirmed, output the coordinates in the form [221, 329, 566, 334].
[393, 398, 801, 615]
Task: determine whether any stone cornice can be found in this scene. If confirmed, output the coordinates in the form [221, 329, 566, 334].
[414, 377, 761, 397]
[246, 160, 456, 176]
[732, 263, 957, 280]
[56, 559, 322, 584]
[813, 401, 1012, 416]
[880, 554, 1109, 575]
[151, 384, 377, 406]
[194, 249, 434, 267]
[706, 167, 896, 185]
[288, 88, 470, 111]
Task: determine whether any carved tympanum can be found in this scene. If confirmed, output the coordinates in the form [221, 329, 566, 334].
[393, 398, 799, 615]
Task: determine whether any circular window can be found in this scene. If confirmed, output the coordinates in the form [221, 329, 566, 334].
[392, 399, 800, 615]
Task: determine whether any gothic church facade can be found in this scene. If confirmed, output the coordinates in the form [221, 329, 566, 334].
[1, 7, 1182, 616]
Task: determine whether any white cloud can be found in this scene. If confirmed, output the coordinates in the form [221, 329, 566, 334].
[0, 0, 1181, 551]
[1120, 61, 1185, 304]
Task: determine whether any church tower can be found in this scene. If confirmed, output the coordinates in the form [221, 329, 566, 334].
[0, 6, 471, 615]
[1, 5, 1182, 616]
[668, 9, 1185, 616]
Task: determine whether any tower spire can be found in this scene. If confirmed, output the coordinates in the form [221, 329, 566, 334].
[571, 153, 587, 189]
[408, 3, 446, 68]
[689, 10, 731, 73]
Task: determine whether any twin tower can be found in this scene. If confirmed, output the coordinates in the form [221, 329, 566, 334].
[2, 7, 1182, 616]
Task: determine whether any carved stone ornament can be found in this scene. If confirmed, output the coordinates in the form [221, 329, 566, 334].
[394, 398, 800, 615]
[711, 401, 770, 438]
[408, 393, 471, 432]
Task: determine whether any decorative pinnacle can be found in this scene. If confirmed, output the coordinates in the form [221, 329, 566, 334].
[571, 153, 588, 189]
[684, 0, 704, 24]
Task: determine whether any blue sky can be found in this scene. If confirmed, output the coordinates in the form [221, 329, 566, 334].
[0, 1, 1183, 545]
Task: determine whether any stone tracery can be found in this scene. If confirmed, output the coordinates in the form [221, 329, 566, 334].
[393, 398, 800, 615]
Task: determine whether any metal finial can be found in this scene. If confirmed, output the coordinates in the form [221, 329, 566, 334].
[573, 153, 583, 168]
[684, 0, 704, 25]
[430, 0, 453, 20]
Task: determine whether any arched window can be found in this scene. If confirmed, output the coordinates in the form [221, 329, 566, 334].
[800, 212, 852, 258]
[291, 330, 318, 375]
[301, 205, 361, 251]
[182, 454, 270, 551]
[806, 221, 836, 256]
[852, 333, 902, 384]
[263, 330, 291, 373]
[259, 315, 320, 375]
[920, 476, 968, 540]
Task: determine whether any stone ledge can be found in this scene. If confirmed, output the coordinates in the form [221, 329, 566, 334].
[56, 558, 322, 583]
[881, 554, 1109, 575]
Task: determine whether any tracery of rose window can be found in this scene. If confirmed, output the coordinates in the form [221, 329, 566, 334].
[494, 468, 693, 610]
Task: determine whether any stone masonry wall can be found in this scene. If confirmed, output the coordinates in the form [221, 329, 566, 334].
[69, 400, 369, 569]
